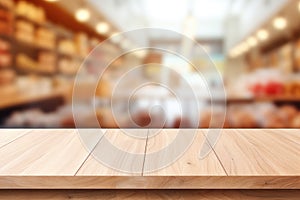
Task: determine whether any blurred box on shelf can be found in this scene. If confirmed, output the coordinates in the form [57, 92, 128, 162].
[0, 38, 12, 67]
[35, 28, 56, 50]
[38, 52, 56, 73]
[75, 33, 89, 57]
[0, 69, 15, 85]
[0, 0, 14, 10]
[15, 20, 34, 43]
[58, 58, 81, 75]
[58, 39, 76, 56]
[16, 1, 46, 24]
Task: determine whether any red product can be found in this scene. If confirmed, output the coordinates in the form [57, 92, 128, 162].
[264, 81, 284, 95]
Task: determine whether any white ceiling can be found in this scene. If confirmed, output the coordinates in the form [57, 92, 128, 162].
[88, 0, 250, 40]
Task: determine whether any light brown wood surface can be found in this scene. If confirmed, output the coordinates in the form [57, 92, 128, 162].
[1, 189, 300, 200]
[0, 129, 299, 189]
[0, 129, 30, 148]
[144, 129, 226, 176]
[206, 129, 300, 176]
[0, 129, 96, 175]
[77, 129, 147, 176]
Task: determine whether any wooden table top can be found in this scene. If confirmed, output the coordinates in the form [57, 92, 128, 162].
[0, 129, 299, 189]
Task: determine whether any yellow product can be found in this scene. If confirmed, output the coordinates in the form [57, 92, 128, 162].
[16, 1, 46, 24]
[15, 20, 34, 33]
[15, 1, 28, 17]
[58, 59, 80, 75]
[75, 33, 89, 57]
[15, 31, 34, 44]
[58, 39, 76, 55]
[16, 53, 37, 70]
[36, 28, 56, 49]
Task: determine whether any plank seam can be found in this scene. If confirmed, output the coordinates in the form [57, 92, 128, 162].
[141, 129, 150, 176]
[203, 131, 229, 176]
[0, 130, 32, 150]
[74, 130, 107, 176]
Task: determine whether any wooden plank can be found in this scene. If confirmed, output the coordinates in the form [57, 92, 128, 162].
[1, 189, 300, 200]
[77, 129, 148, 176]
[207, 129, 300, 176]
[0, 129, 30, 148]
[143, 129, 226, 176]
[0, 176, 300, 189]
[0, 129, 103, 176]
[0, 129, 300, 189]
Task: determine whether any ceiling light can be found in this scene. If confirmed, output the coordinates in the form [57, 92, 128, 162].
[240, 42, 249, 53]
[229, 48, 239, 58]
[298, 1, 300, 12]
[256, 29, 269, 41]
[247, 37, 258, 47]
[75, 8, 90, 22]
[44, 0, 59, 2]
[96, 22, 110, 34]
[273, 17, 287, 30]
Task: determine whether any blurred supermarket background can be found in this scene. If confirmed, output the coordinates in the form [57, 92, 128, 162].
[1, 0, 300, 128]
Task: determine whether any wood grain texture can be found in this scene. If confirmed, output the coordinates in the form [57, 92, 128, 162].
[77, 129, 148, 176]
[144, 129, 226, 176]
[0, 129, 30, 148]
[0, 176, 300, 189]
[0, 129, 300, 189]
[0, 129, 100, 175]
[1, 189, 300, 200]
[207, 129, 300, 176]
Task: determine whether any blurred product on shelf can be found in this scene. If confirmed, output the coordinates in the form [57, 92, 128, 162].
[248, 69, 285, 97]
[0, 39, 11, 67]
[228, 107, 257, 128]
[38, 52, 56, 73]
[58, 58, 81, 75]
[58, 39, 77, 56]
[75, 33, 89, 57]
[16, 75, 53, 94]
[15, 20, 34, 43]
[199, 103, 300, 129]
[172, 117, 192, 128]
[277, 44, 293, 74]
[285, 74, 300, 97]
[228, 69, 300, 98]
[295, 39, 300, 71]
[16, 53, 37, 70]
[0, 69, 15, 85]
[0, 0, 14, 10]
[96, 77, 112, 97]
[16, 1, 46, 24]
[6, 100, 300, 128]
[16, 53, 56, 73]
[4, 104, 101, 128]
[0, 8, 13, 35]
[199, 109, 230, 128]
[36, 28, 56, 49]
[59, 33, 92, 57]
[96, 108, 118, 128]
[291, 113, 300, 128]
